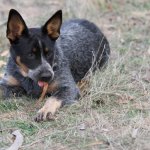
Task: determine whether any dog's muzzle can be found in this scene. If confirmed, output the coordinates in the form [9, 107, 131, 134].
[39, 71, 53, 82]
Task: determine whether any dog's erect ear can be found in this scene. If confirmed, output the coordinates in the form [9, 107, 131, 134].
[6, 9, 28, 43]
[42, 10, 62, 40]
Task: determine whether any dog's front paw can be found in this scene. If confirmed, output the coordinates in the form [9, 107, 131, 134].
[34, 97, 62, 122]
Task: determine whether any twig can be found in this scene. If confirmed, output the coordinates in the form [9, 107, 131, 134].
[6, 130, 24, 150]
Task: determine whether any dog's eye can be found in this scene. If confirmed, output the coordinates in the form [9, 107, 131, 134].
[46, 52, 52, 58]
[28, 53, 35, 59]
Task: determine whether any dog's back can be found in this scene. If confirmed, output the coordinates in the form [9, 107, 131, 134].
[57, 19, 110, 82]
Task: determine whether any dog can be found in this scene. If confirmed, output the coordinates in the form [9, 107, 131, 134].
[0, 9, 110, 122]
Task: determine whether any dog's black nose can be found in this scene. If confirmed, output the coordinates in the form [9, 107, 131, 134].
[39, 72, 52, 82]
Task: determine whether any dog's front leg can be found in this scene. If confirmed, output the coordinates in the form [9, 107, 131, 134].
[35, 96, 62, 121]
[35, 83, 80, 122]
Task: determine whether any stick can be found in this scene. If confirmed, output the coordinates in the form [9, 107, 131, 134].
[6, 130, 24, 150]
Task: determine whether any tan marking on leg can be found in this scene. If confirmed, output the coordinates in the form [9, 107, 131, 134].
[47, 81, 58, 93]
[45, 47, 49, 52]
[16, 56, 28, 77]
[35, 97, 62, 122]
[4, 75, 20, 86]
[33, 48, 36, 52]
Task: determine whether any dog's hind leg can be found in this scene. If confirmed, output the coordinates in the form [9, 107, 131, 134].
[0, 73, 26, 98]
[0, 81, 26, 99]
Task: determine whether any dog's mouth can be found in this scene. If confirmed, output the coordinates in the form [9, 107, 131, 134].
[28, 68, 54, 87]
[38, 81, 48, 88]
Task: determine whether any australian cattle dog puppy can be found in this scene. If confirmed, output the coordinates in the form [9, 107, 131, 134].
[0, 9, 110, 122]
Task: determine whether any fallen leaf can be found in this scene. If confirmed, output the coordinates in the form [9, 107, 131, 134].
[6, 130, 24, 150]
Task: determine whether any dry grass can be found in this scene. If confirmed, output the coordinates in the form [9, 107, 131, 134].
[0, 0, 150, 149]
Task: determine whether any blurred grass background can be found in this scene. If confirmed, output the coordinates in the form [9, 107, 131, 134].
[0, 0, 150, 149]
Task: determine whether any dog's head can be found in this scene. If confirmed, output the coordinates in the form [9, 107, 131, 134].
[6, 9, 62, 86]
